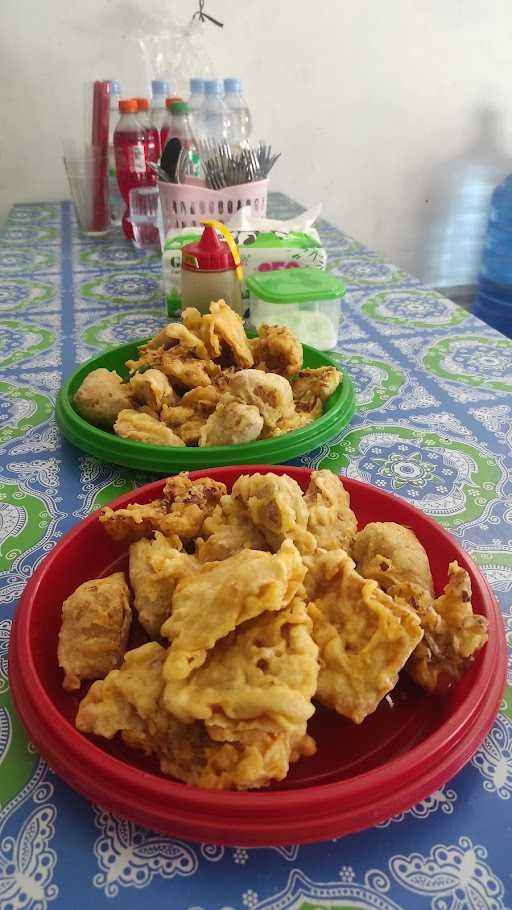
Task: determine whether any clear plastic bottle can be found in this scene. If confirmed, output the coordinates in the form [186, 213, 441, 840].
[107, 80, 124, 224]
[187, 78, 204, 135]
[160, 96, 183, 151]
[199, 79, 232, 143]
[114, 99, 149, 241]
[223, 78, 252, 146]
[150, 79, 169, 135]
[474, 175, 512, 337]
[134, 98, 160, 178]
[165, 102, 201, 183]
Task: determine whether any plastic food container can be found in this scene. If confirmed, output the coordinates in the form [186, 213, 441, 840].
[247, 268, 345, 350]
[9, 466, 506, 846]
[55, 339, 356, 473]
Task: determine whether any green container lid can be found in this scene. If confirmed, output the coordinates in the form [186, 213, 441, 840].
[56, 338, 356, 473]
[247, 268, 345, 304]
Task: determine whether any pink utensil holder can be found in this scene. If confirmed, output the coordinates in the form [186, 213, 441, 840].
[158, 178, 269, 232]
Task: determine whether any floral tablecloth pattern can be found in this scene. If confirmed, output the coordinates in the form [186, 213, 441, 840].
[0, 196, 511, 910]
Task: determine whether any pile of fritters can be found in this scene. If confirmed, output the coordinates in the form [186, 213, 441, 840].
[58, 470, 489, 790]
[73, 301, 342, 447]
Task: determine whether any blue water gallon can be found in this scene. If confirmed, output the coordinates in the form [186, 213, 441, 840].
[474, 175, 512, 337]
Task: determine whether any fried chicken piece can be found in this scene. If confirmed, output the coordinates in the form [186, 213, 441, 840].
[228, 369, 295, 429]
[304, 470, 357, 551]
[292, 366, 341, 415]
[352, 521, 434, 596]
[205, 300, 254, 368]
[76, 643, 311, 789]
[231, 472, 316, 553]
[163, 599, 318, 743]
[161, 539, 306, 680]
[196, 496, 268, 562]
[142, 322, 209, 359]
[391, 563, 489, 694]
[58, 572, 131, 691]
[129, 533, 199, 638]
[199, 394, 263, 447]
[309, 549, 423, 723]
[250, 323, 303, 378]
[113, 409, 185, 447]
[128, 369, 177, 414]
[73, 368, 132, 427]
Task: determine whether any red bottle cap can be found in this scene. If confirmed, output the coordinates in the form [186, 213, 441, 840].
[182, 225, 236, 271]
[119, 99, 138, 113]
[135, 98, 149, 111]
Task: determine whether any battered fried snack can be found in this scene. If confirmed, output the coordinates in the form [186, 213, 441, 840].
[161, 539, 305, 679]
[250, 323, 303, 378]
[163, 599, 318, 742]
[203, 300, 254, 368]
[101, 474, 225, 545]
[309, 549, 423, 723]
[260, 409, 316, 438]
[158, 348, 220, 390]
[142, 322, 209, 359]
[76, 642, 313, 790]
[304, 470, 358, 551]
[199, 395, 263, 446]
[228, 369, 295, 429]
[129, 533, 198, 638]
[352, 521, 434, 595]
[113, 409, 186, 446]
[391, 563, 489, 694]
[58, 572, 132, 691]
[128, 369, 176, 414]
[292, 366, 341, 415]
[231, 472, 316, 553]
[74, 368, 132, 427]
[196, 495, 268, 562]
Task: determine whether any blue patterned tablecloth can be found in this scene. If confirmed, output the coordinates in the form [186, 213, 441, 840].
[1, 195, 511, 910]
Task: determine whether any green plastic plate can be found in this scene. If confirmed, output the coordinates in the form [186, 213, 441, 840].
[56, 339, 356, 472]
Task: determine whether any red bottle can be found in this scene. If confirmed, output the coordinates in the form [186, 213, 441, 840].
[114, 99, 149, 241]
[134, 97, 160, 177]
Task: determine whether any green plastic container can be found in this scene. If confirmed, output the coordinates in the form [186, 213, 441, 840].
[247, 268, 345, 350]
[56, 339, 356, 473]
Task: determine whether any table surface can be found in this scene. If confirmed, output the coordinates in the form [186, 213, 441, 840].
[1, 195, 511, 910]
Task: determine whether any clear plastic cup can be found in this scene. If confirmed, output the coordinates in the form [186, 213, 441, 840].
[128, 186, 162, 251]
[63, 144, 110, 236]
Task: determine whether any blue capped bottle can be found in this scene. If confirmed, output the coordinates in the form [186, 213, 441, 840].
[474, 175, 512, 337]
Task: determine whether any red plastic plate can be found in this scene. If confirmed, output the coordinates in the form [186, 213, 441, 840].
[9, 466, 507, 846]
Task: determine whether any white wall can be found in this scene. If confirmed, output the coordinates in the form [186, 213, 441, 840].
[1, 0, 511, 284]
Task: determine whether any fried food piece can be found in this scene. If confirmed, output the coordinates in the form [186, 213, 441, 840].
[161, 539, 306, 679]
[113, 409, 185, 446]
[292, 366, 341, 415]
[183, 301, 253, 368]
[196, 496, 268, 562]
[128, 369, 177, 413]
[231, 472, 316, 553]
[352, 521, 434, 595]
[142, 322, 209, 359]
[58, 572, 131, 691]
[129, 533, 198, 638]
[180, 385, 220, 415]
[101, 474, 226, 545]
[228, 369, 295, 429]
[304, 470, 357, 551]
[309, 549, 423, 723]
[159, 348, 220, 390]
[160, 404, 206, 446]
[76, 643, 312, 789]
[199, 395, 263, 447]
[250, 323, 303, 378]
[163, 599, 318, 743]
[391, 563, 489, 694]
[260, 409, 316, 438]
[73, 368, 132, 427]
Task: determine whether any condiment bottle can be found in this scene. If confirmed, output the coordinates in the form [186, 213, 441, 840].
[181, 224, 242, 315]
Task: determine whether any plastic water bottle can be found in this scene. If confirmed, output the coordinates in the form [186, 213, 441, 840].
[150, 80, 169, 135]
[107, 80, 124, 224]
[199, 80, 232, 142]
[223, 78, 252, 146]
[164, 102, 200, 183]
[114, 99, 150, 241]
[474, 175, 512, 337]
[160, 96, 183, 150]
[134, 98, 160, 177]
[188, 78, 205, 135]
